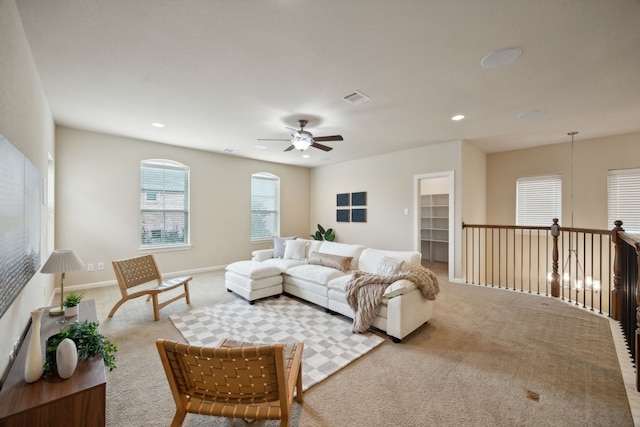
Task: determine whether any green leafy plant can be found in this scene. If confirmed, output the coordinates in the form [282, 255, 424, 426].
[44, 320, 118, 376]
[311, 224, 335, 241]
[63, 291, 83, 307]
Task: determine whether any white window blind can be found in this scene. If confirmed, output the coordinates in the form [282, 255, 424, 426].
[140, 159, 190, 247]
[608, 168, 640, 233]
[516, 174, 562, 226]
[251, 173, 279, 240]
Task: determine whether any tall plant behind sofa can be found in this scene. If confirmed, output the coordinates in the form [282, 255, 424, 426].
[311, 224, 335, 241]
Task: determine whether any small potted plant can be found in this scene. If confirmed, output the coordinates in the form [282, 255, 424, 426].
[63, 291, 83, 317]
[310, 224, 335, 241]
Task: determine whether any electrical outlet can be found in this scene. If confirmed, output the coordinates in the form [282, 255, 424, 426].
[87, 263, 94, 272]
[97, 262, 104, 271]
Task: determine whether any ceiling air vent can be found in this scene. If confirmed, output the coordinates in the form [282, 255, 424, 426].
[342, 90, 370, 105]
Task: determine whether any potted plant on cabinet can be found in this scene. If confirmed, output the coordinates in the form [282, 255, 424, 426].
[44, 320, 118, 377]
[63, 291, 83, 317]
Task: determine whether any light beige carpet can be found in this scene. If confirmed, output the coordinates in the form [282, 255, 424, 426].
[170, 296, 384, 391]
[82, 267, 632, 427]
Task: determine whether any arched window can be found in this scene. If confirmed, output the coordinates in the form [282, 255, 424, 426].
[140, 159, 190, 248]
[251, 172, 280, 241]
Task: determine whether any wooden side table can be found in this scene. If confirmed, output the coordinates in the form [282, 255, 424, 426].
[0, 300, 106, 427]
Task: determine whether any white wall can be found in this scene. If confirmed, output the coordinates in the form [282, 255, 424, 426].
[55, 126, 311, 286]
[0, 0, 54, 380]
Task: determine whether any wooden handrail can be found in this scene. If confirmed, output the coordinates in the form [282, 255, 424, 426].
[462, 222, 612, 235]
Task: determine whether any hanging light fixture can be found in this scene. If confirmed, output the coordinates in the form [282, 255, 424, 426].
[547, 132, 600, 298]
[563, 132, 599, 297]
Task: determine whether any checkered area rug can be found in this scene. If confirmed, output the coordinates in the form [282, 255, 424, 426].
[169, 296, 385, 391]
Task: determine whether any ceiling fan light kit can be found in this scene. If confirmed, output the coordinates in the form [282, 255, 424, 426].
[292, 139, 312, 151]
[259, 119, 343, 153]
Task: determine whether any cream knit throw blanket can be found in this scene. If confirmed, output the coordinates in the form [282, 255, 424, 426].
[345, 266, 440, 333]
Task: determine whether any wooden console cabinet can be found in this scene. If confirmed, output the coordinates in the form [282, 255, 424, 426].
[0, 300, 106, 427]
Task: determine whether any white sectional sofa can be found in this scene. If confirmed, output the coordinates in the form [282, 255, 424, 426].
[225, 238, 436, 343]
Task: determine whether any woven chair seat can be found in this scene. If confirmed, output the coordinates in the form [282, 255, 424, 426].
[156, 338, 303, 427]
[109, 254, 191, 321]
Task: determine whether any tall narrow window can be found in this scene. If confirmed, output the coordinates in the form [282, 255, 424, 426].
[140, 159, 190, 248]
[608, 168, 640, 233]
[516, 174, 562, 226]
[251, 173, 280, 241]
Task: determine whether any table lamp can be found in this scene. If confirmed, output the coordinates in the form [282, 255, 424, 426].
[40, 249, 85, 316]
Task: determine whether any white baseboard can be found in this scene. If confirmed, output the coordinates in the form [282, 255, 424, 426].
[55, 265, 226, 294]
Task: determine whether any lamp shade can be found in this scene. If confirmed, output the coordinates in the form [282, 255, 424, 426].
[41, 249, 85, 274]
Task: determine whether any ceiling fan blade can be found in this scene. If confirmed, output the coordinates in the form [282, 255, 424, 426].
[284, 144, 295, 152]
[311, 142, 333, 152]
[257, 138, 291, 141]
[312, 135, 343, 142]
[285, 127, 301, 138]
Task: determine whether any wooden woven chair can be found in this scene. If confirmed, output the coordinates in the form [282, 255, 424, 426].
[156, 338, 304, 427]
[109, 254, 191, 321]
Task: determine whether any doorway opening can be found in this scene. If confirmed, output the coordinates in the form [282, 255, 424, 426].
[414, 171, 454, 279]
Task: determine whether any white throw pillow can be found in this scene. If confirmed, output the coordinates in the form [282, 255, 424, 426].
[284, 239, 308, 260]
[273, 236, 296, 258]
[377, 256, 404, 276]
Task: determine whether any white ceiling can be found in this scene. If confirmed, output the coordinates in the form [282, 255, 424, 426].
[15, 0, 640, 167]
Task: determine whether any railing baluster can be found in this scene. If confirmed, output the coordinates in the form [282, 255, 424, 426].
[461, 220, 617, 313]
[484, 228, 488, 286]
[551, 219, 559, 297]
[471, 226, 475, 284]
[493, 227, 496, 287]
[612, 221, 624, 320]
[498, 228, 502, 289]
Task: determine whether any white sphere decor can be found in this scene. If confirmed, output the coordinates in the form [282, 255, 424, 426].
[56, 338, 78, 379]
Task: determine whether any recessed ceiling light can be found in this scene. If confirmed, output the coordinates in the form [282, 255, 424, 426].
[517, 109, 546, 120]
[151, 122, 165, 128]
[302, 154, 310, 159]
[481, 47, 522, 69]
[255, 144, 268, 150]
[451, 114, 465, 121]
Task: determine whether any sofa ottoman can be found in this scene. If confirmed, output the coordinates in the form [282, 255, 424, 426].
[225, 261, 283, 304]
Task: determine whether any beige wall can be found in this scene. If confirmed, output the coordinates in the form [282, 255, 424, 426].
[55, 126, 311, 286]
[0, 0, 55, 379]
[486, 132, 640, 230]
[309, 140, 478, 279]
[461, 142, 486, 226]
[3, 0, 636, 381]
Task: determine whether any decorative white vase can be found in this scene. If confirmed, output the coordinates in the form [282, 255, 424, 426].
[24, 309, 44, 383]
[56, 338, 78, 379]
[64, 305, 79, 318]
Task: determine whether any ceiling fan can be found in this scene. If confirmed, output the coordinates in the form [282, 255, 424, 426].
[258, 119, 343, 152]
